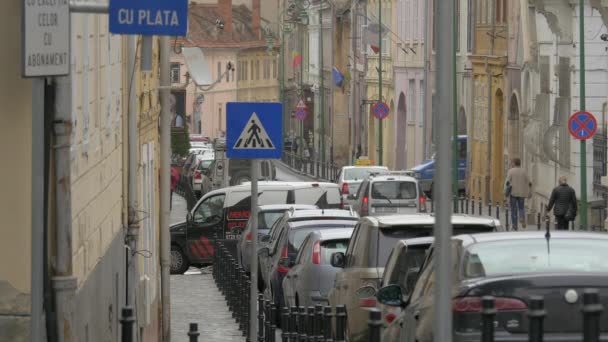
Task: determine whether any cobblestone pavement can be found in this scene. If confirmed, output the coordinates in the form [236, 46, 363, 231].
[170, 194, 246, 342]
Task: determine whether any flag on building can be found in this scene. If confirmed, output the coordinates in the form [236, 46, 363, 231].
[292, 50, 302, 68]
[363, 22, 389, 54]
[333, 67, 344, 87]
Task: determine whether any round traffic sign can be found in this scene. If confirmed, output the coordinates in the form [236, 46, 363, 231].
[295, 108, 307, 120]
[372, 101, 390, 120]
[568, 111, 597, 140]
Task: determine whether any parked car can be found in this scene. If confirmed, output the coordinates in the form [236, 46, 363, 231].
[192, 157, 214, 198]
[375, 237, 434, 327]
[350, 171, 426, 216]
[335, 166, 389, 207]
[282, 228, 354, 308]
[171, 182, 314, 274]
[411, 135, 467, 197]
[378, 231, 608, 342]
[258, 209, 359, 312]
[237, 204, 318, 275]
[328, 214, 502, 342]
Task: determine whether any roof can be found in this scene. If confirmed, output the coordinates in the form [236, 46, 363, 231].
[258, 204, 318, 211]
[309, 228, 355, 241]
[456, 231, 608, 246]
[341, 166, 388, 170]
[364, 213, 500, 227]
[177, 3, 276, 49]
[288, 209, 359, 220]
[365, 174, 418, 182]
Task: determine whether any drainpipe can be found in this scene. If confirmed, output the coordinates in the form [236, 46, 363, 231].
[485, 0, 496, 202]
[125, 35, 140, 341]
[349, 1, 356, 165]
[159, 36, 172, 342]
[51, 75, 78, 342]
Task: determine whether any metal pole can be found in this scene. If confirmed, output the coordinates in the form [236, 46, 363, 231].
[250, 159, 260, 341]
[433, 0, 455, 340]
[579, 0, 588, 230]
[160, 36, 172, 342]
[423, 0, 430, 160]
[300, 19, 304, 166]
[31, 78, 45, 342]
[320, 4, 326, 174]
[377, 0, 383, 166]
[281, 25, 285, 124]
[330, 1, 335, 167]
[452, 3, 459, 206]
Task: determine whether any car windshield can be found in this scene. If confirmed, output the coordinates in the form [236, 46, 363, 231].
[463, 238, 608, 278]
[198, 160, 213, 170]
[321, 239, 349, 264]
[344, 167, 387, 180]
[371, 181, 417, 200]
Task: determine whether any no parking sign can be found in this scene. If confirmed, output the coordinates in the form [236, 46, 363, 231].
[568, 111, 597, 140]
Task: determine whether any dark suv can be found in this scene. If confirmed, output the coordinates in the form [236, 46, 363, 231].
[258, 209, 359, 311]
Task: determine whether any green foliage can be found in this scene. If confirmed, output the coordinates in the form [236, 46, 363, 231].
[171, 125, 191, 157]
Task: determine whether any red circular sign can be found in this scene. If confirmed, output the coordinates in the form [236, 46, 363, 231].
[568, 111, 597, 141]
[372, 101, 390, 120]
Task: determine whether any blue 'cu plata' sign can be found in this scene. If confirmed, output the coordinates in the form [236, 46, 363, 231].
[109, 0, 188, 36]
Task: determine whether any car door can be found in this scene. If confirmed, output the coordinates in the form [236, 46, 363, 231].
[261, 219, 286, 286]
[331, 223, 361, 309]
[187, 193, 226, 264]
[284, 235, 311, 307]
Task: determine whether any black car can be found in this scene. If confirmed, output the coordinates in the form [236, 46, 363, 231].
[378, 231, 608, 342]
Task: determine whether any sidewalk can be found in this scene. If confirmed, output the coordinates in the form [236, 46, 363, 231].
[170, 194, 246, 342]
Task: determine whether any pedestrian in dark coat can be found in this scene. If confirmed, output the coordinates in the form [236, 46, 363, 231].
[546, 176, 578, 230]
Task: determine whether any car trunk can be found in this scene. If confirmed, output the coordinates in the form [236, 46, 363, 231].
[457, 274, 608, 334]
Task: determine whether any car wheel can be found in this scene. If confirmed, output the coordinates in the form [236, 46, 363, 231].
[170, 245, 190, 274]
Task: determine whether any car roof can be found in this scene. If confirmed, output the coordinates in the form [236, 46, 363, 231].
[258, 204, 318, 211]
[341, 166, 388, 170]
[394, 236, 435, 247]
[308, 228, 355, 241]
[289, 219, 359, 230]
[200, 183, 299, 199]
[455, 230, 608, 247]
[288, 209, 358, 220]
[249, 181, 339, 189]
[366, 174, 418, 182]
[363, 213, 500, 228]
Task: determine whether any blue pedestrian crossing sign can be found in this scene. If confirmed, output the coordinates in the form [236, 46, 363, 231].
[227, 102, 283, 159]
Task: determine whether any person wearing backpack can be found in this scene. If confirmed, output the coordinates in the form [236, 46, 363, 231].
[546, 176, 578, 230]
[504, 158, 532, 230]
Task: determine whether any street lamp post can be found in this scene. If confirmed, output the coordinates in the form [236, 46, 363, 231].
[378, 0, 383, 166]
[579, 0, 588, 230]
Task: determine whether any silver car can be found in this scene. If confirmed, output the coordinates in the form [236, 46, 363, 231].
[336, 166, 388, 206]
[237, 204, 318, 275]
[282, 228, 354, 307]
[351, 172, 426, 217]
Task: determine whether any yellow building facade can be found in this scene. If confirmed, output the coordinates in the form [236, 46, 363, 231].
[236, 46, 280, 102]
[468, 0, 508, 203]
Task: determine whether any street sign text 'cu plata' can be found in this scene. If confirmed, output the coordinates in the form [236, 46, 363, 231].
[109, 0, 188, 36]
[22, 0, 70, 77]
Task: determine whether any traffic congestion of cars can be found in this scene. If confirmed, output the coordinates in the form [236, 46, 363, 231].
[171, 152, 606, 340]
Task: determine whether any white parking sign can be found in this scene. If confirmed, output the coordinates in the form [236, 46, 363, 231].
[22, 0, 70, 77]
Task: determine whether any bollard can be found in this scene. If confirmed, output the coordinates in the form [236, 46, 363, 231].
[367, 309, 382, 342]
[488, 201, 492, 216]
[453, 195, 458, 213]
[465, 196, 470, 214]
[527, 296, 546, 342]
[582, 289, 604, 342]
[258, 295, 265, 342]
[323, 306, 333, 340]
[298, 306, 307, 342]
[281, 308, 290, 342]
[264, 300, 271, 342]
[314, 304, 324, 341]
[270, 304, 277, 342]
[505, 207, 510, 231]
[335, 305, 347, 342]
[537, 212, 541, 231]
[187, 323, 200, 342]
[289, 306, 298, 342]
[120, 307, 135, 342]
[478, 199, 482, 216]
[244, 279, 251, 337]
[481, 296, 496, 342]
[495, 202, 500, 219]
[460, 197, 464, 214]
[307, 307, 315, 342]
[430, 198, 434, 213]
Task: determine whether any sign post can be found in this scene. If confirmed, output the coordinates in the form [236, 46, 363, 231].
[568, 111, 597, 230]
[295, 99, 307, 168]
[227, 102, 283, 342]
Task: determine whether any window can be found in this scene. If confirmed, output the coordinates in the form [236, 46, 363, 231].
[256, 60, 260, 80]
[251, 60, 254, 80]
[244, 61, 248, 81]
[193, 194, 226, 224]
[232, 69, 235, 82]
[467, 0, 475, 52]
[170, 63, 180, 83]
[456, 0, 460, 52]
[418, 80, 424, 124]
[273, 59, 277, 78]
[217, 62, 222, 82]
[408, 80, 415, 122]
[496, 0, 501, 23]
[218, 105, 222, 132]
[371, 181, 417, 199]
[404, 0, 411, 43]
[412, 0, 418, 42]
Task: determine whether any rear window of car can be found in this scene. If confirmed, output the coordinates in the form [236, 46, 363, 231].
[385, 246, 429, 288]
[198, 160, 213, 170]
[344, 167, 387, 180]
[227, 190, 289, 207]
[321, 239, 349, 264]
[259, 211, 286, 231]
[289, 226, 355, 252]
[371, 181, 417, 200]
[463, 238, 608, 278]
[292, 187, 341, 208]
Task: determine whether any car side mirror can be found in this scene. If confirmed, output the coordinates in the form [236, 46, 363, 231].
[376, 285, 403, 307]
[355, 285, 377, 299]
[258, 247, 270, 259]
[260, 235, 270, 243]
[330, 252, 346, 268]
[278, 257, 294, 269]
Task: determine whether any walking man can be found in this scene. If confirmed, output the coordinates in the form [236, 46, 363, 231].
[504, 158, 532, 230]
[546, 176, 578, 230]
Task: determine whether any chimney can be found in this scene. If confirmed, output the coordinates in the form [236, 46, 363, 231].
[252, 0, 261, 39]
[218, 0, 233, 33]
